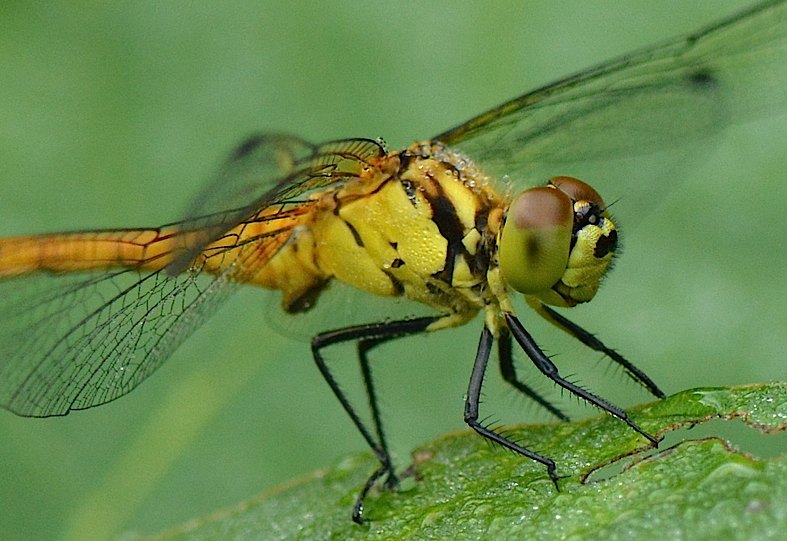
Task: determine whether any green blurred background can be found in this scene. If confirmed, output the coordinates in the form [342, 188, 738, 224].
[0, 1, 784, 539]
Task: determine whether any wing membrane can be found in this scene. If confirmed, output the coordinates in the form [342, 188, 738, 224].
[0, 263, 235, 416]
[0, 137, 386, 416]
[168, 135, 385, 272]
[436, 0, 786, 192]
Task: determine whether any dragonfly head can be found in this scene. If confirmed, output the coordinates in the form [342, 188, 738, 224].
[498, 176, 618, 307]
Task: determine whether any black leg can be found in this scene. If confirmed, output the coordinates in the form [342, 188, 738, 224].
[504, 312, 659, 446]
[358, 335, 401, 490]
[534, 302, 665, 399]
[464, 326, 561, 488]
[311, 315, 438, 523]
[498, 328, 570, 421]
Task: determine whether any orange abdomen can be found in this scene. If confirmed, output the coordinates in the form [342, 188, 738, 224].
[0, 202, 331, 312]
[0, 228, 179, 278]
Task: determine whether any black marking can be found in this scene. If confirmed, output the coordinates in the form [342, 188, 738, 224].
[390, 258, 404, 268]
[470, 209, 493, 275]
[474, 211, 488, 232]
[427, 192, 465, 284]
[425, 281, 445, 298]
[383, 271, 405, 296]
[573, 202, 603, 235]
[397, 152, 422, 207]
[285, 281, 328, 313]
[389, 241, 398, 250]
[400, 154, 465, 284]
[400, 151, 492, 284]
[594, 230, 618, 259]
[345, 221, 365, 248]
[401, 179, 418, 207]
[569, 202, 608, 253]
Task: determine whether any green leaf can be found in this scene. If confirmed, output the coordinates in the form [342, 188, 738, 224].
[132, 383, 786, 541]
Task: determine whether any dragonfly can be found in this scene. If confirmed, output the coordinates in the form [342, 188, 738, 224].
[0, 0, 784, 523]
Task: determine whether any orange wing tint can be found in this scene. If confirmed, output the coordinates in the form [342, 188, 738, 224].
[0, 137, 386, 417]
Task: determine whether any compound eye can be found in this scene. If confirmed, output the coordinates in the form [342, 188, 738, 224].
[499, 186, 574, 294]
[550, 176, 606, 208]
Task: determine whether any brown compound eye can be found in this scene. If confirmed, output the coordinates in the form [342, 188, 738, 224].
[549, 176, 606, 208]
[498, 186, 574, 295]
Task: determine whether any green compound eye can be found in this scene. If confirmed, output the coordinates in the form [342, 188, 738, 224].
[498, 184, 575, 295]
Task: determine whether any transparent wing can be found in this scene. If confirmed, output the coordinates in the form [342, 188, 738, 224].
[0, 137, 386, 417]
[167, 135, 386, 273]
[435, 0, 787, 215]
[0, 261, 238, 417]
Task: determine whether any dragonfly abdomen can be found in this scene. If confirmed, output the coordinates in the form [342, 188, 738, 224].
[0, 228, 179, 278]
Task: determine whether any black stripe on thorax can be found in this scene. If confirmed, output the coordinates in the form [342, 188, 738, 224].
[398, 151, 494, 286]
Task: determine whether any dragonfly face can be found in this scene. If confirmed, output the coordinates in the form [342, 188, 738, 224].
[499, 175, 618, 308]
[0, 0, 784, 526]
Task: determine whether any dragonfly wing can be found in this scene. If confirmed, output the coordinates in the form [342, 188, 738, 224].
[0, 261, 240, 417]
[435, 0, 786, 198]
[168, 135, 386, 273]
[0, 137, 387, 417]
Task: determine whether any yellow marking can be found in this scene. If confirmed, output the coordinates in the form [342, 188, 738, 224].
[243, 226, 327, 312]
[450, 256, 475, 288]
[434, 166, 478, 232]
[550, 211, 616, 305]
[316, 174, 447, 298]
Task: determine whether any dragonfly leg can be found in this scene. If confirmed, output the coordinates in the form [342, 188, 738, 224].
[532, 302, 666, 398]
[503, 312, 660, 447]
[497, 327, 569, 421]
[464, 326, 561, 488]
[311, 315, 439, 524]
[357, 336, 401, 490]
